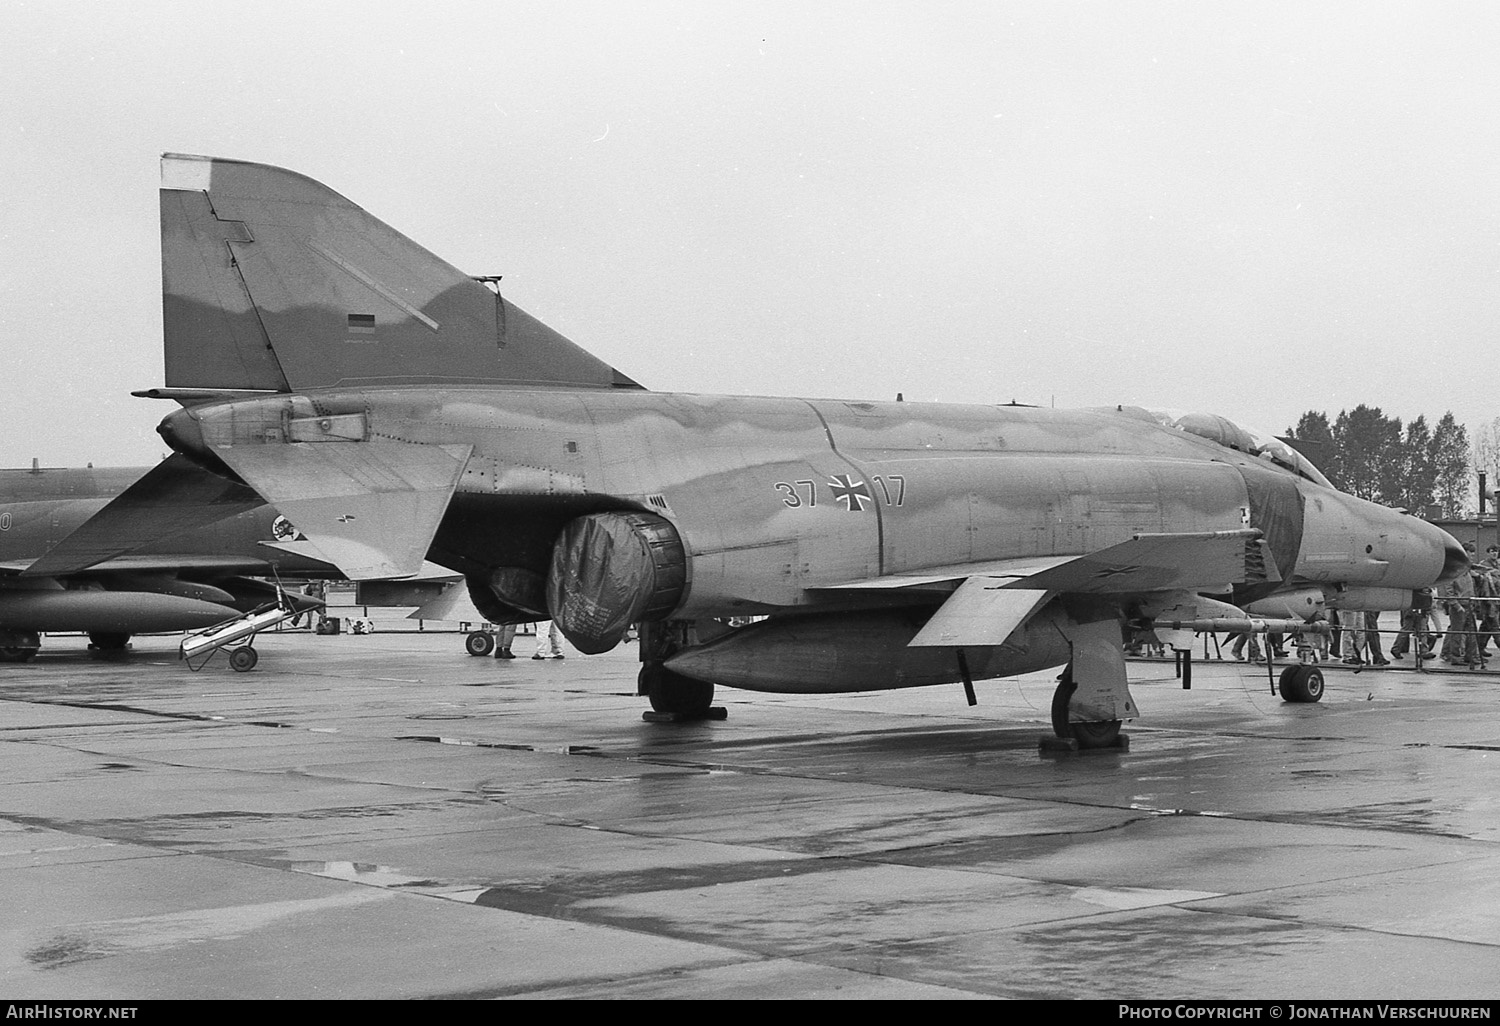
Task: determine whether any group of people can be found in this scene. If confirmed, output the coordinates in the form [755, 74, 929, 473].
[1126, 541, 1500, 670]
[1386, 541, 1500, 669]
[486, 621, 566, 660]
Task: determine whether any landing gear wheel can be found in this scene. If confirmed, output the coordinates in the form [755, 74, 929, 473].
[639, 663, 718, 718]
[228, 646, 259, 673]
[1050, 671, 1122, 749]
[0, 631, 39, 663]
[88, 632, 130, 652]
[465, 631, 496, 657]
[1279, 664, 1324, 703]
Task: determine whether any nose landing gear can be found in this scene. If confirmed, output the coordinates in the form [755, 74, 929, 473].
[1278, 663, 1325, 703]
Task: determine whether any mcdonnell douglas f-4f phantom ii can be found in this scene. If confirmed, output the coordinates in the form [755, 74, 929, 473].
[4, 458, 331, 665]
[52, 154, 1466, 745]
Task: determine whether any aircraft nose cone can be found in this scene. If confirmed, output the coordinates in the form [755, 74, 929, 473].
[1437, 531, 1469, 583]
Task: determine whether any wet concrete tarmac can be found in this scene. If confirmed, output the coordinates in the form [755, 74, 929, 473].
[1, 631, 1498, 999]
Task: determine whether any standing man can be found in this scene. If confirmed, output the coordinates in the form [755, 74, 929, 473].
[532, 621, 565, 660]
[1475, 548, 1500, 659]
[493, 622, 517, 659]
[1391, 589, 1434, 660]
[1440, 543, 1480, 667]
[1362, 610, 1389, 666]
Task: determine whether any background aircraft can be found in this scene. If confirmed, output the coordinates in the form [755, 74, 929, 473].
[49, 154, 1465, 745]
[2, 456, 332, 662]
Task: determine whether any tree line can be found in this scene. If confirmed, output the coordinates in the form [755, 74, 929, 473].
[1284, 407, 1470, 517]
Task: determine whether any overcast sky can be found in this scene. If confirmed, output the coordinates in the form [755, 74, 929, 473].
[1, 0, 1497, 468]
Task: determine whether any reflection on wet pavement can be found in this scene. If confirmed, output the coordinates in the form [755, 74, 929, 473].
[2, 633, 1499, 998]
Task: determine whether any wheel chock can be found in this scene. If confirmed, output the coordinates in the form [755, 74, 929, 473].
[1038, 732, 1131, 754]
[642, 706, 729, 723]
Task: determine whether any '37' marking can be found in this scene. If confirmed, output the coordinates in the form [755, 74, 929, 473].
[774, 475, 905, 512]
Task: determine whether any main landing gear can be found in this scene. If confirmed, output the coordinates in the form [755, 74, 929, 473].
[637, 622, 726, 722]
[1047, 665, 1127, 751]
[638, 663, 725, 722]
[88, 632, 131, 656]
[0, 631, 40, 663]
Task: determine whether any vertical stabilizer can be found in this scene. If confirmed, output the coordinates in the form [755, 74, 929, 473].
[160, 154, 641, 392]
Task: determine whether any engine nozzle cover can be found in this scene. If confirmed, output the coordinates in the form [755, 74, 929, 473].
[547, 511, 687, 653]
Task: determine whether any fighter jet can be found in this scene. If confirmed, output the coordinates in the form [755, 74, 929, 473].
[50, 154, 1466, 744]
[2, 456, 331, 663]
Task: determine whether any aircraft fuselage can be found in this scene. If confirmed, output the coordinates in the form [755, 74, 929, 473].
[162, 388, 1460, 621]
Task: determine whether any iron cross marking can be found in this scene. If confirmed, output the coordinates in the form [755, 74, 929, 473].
[828, 474, 873, 512]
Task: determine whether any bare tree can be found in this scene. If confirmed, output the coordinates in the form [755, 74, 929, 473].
[1472, 417, 1500, 510]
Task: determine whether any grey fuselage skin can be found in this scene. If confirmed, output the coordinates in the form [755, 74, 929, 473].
[161, 387, 1462, 691]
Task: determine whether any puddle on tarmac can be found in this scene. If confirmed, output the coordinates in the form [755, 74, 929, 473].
[1069, 885, 1223, 910]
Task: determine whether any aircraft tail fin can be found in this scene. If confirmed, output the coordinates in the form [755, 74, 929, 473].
[159, 154, 641, 393]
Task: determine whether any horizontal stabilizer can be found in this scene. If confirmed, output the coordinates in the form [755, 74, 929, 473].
[260, 539, 448, 580]
[908, 580, 1051, 648]
[214, 441, 472, 580]
[22, 454, 264, 577]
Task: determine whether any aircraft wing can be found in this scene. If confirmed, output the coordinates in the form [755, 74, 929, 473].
[1010, 529, 1275, 594]
[817, 529, 1271, 596]
[22, 454, 265, 577]
[3, 553, 286, 577]
[810, 555, 1076, 591]
[212, 441, 473, 580]
[69, 554, 280, 574]
[822, 529, 1273, 649]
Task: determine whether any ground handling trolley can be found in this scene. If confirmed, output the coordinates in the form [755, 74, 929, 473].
[179, 589, 304, 672]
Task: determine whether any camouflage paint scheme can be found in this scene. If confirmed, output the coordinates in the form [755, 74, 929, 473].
[57, 155, 1465, 739]
[157, 388, 1461, 686]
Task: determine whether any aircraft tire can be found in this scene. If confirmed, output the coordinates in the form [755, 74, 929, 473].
[89, 632, 130, 651]
[465, 631, 496, 657]
[0, 646, 37, 663]
[1050, 671, 1122, 749]
[1279, 664, 1324, 703]
[641, 664, 714, 715]
[229, 646, 259, 672]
